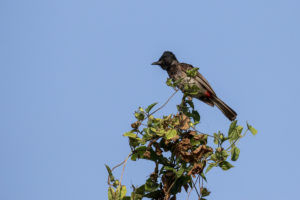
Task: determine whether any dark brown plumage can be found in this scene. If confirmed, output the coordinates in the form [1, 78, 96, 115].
[152, 51, 237, 121]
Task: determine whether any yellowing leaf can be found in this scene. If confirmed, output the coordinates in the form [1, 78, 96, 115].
[123, 132, 137, 139]
[119, 185, 127, 199]
[247, 122, 258, 135]
[108, 187, 114, 200]
[186, 67, 199, 77]
[166, 129, 177, 140]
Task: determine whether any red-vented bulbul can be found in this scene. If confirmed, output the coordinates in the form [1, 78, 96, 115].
[152, 51, 237, 121]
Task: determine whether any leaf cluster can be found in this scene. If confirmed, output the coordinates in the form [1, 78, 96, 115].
[106, 165, 127, 200]
[106, 78, 257, 200]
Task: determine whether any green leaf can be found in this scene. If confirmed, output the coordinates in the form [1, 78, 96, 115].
[200, 172, 207, 182]
[205, 163, 217, 173]
[108, 187, 114, 200]
[123, 132, 137, 139]
[186, 100, 194, 109]
[173, 77, 184, 86]
[134, 184, 145, 195]
[134, 112, 145, 121]
[136, 146, 147, 152]
[142, 129, 153, 141]
[122, 197, 131, 200]
[229, 125, 243, 143]
[143, 190, 161, 199]
[221, 150, 229, 159]
[210, 154, 217, 161]
[176, 167, 185, 178]
[219, 161, 234, 170]
[105, 165, 115, 182]
[139, 107, 144, 112]
[190, 138, 200, 146]
[145, 178, 159, 192]
[186, 67, 199, 77]
[169, 175, 191, 194]
[165, 129, 177, 140]
[228, 120, 237, 137]
[213, 133, 218, 145]
[231, 146, 240, 161]
[186, 85, 199, 95]
[129, 137, 141, 148]
[236, 125, 243, 135]
[166, 78, 173, 86]
[156, 130, 166, 137]
[131, 146, 147, 161]
[163, 166, 174, 171]
[151, 127, 166, 137]
[200, 187, 211, 197]
[192, 110, 200, 122]
[131, 193, 143, 200]
[113, 180, 120, 187]
[247, 122, 258, 135]
[119, 185, 127, 199]
[150, 127, 157, 133]
[131, 154, 137, 161]
[145, 102, 158, 113]
[219, 133, 224, 141]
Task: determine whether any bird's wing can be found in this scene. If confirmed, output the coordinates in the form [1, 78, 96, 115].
[180, 63, 216, 95]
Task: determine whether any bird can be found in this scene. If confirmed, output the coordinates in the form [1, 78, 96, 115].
[152, 51, 237, 121]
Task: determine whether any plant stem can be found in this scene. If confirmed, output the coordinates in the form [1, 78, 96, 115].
[150, 89, 178, 116]
[119, 153, 132, 187]
[226, 129, 248, 151]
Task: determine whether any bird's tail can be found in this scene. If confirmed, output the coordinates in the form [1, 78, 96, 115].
[211, 96, 237, 121]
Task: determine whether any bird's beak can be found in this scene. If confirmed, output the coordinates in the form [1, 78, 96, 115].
[151, 61, 162, 65]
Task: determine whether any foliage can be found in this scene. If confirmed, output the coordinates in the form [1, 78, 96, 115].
[106, 77, 257, 200]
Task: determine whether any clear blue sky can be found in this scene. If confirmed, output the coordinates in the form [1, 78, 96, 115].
[1, 0, 299, 199]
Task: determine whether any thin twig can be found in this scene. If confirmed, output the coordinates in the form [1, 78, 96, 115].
[119, 152, 132, 187]
[226, 129, 248, 151]
[149, 89, 178, 116]
[166, 178, 177, 197]
[111, 157, 128, 171]
[107, 152, 132, 185]
[192, 128, 214, 138]
[186, 186, 193, 200]
[191, 178, 201, 198]
[165, 176, 183, 200]
[198, 175, 201, 191]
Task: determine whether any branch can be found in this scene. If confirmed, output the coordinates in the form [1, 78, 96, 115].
[186, 187, 193, 200]
[191, 177, 201, 198]
[107, 152, 132, 185]
[226, 129, 248, 151]
[192, 127, 214, 138]
[149, 89, 178, 116]
[119, 152, 131, 186]
[166, 177, 177, 198]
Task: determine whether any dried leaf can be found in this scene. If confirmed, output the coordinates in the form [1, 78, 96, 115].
[131, 121, 141, 129]
[188, 163, 204, 177]
[178, 114, 190, 130]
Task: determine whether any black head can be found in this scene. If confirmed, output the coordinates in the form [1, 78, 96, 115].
[152, 51, 178, 70]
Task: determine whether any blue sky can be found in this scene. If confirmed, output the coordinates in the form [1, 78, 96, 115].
[1, 0, 300, 199]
